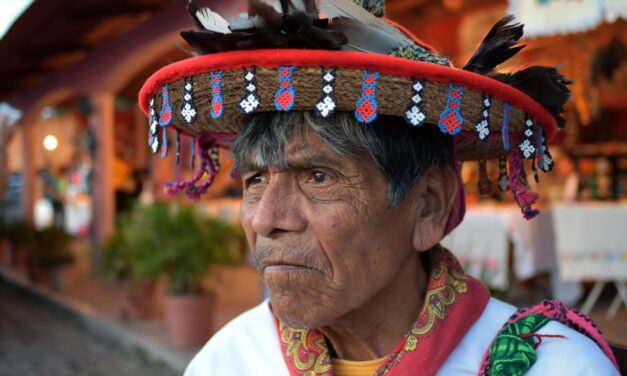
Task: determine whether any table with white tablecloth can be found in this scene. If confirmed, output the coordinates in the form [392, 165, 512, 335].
[442, 204, 582, 305]
[552, 203, 627, 316]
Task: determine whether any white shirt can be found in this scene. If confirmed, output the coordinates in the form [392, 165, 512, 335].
[185, 298, 618, 375]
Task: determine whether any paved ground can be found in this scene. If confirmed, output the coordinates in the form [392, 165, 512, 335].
[0, 280, 176, 376]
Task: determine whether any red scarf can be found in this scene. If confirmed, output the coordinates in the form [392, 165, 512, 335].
[274, 247, 490, 375]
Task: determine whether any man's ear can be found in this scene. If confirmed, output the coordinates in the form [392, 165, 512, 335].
[411, 166, 458, 252]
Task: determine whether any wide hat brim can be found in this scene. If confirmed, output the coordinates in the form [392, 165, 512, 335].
[139, 48, 557, 162]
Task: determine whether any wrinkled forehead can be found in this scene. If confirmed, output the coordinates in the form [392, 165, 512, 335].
[232, 112, 370, 174]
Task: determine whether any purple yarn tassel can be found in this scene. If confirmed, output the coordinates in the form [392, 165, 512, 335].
[163, 133, 235, 201]
[508, 151, 540, 220]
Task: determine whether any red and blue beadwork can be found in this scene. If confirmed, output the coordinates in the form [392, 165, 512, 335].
[438, 84, 464, 135]
[354, 71, 379, 124]
[210, 71, 224, 119]
[159, 84, 173, 158]
[502, 102, 513, 151]
[275, 66, 296, 111]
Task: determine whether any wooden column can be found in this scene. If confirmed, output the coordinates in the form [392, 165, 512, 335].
[21, 122, 36, 222]
[90, 93, 115, 244]
[133, 105, 148, 171]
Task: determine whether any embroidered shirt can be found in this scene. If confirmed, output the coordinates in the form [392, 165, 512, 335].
[183, 299, 619, 375]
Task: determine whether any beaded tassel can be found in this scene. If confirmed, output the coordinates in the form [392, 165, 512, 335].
[175, 130, 181, 165]
[190, 137, 196, 171]
[478, 160, 493, 196]
[161, 127, 168, 158]
[497, 157, 509, 192]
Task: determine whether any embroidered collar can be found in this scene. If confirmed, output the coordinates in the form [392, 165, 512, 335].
[274, 247, 490, 375]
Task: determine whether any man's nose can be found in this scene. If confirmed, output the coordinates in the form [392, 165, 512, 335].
[250, 177, 306, 238]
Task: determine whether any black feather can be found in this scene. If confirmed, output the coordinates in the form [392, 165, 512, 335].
[186, 0, 205, 30]
[181, 0, 347, 54]
[463, 15, 525, 74]
[247, 0, 282, 28]
[490, 66, 573, 128]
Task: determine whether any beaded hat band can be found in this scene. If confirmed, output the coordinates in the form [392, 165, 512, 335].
[139, 49, 556, 163]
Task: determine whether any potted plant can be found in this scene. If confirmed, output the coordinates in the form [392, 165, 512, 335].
[30, 226, 74, 289]
[100, 214, 157, 321]
[5, 220, 34, 272]
[128, 202, 244, 347]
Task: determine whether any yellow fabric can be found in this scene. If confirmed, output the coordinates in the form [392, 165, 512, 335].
[331, 356, 388, 376]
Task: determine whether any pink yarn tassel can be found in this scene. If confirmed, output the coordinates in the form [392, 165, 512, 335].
[162, 132, 235, 201]
[508, 151, 540, 220]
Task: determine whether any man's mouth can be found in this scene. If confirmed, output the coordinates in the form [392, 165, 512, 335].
[261, 261, 319, 274]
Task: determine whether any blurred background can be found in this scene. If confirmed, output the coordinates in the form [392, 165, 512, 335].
[0, 0, 625, 375]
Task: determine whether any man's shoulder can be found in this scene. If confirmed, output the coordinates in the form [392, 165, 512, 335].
[184, 300, 288, 376]
[441, 298, 619, 375]
[528, 320, 618, 375]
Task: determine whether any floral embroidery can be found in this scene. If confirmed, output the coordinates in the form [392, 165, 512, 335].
[354, 71, 379, 124]
[438, 84, 464, 135]
[279, 324, 332, 375]
[404, 79, 427, 127]
[402, 252, 468, 352]
[315, 68, 337, 118]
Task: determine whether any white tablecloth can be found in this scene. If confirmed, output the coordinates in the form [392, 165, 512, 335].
[553, 203, 627, 282]
[442, 205, 517, 290]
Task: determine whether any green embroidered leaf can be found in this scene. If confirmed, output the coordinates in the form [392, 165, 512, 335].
[489, 314, 551, 376]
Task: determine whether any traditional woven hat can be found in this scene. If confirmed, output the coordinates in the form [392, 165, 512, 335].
[138, 0, 571, 220]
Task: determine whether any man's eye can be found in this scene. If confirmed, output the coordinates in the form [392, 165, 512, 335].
[312, 171, 328, 183]
[247, 173, 264, 186]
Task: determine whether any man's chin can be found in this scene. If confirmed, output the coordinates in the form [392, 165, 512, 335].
[269, 295, 329, 329]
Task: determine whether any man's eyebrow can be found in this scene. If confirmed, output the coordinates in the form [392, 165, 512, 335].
[237, 150, 342, 175]
[285, 151, 342, 169]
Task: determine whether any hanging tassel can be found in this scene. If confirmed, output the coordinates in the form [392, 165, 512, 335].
[190, 136, 196, 171]
[161, 127, 169, 158]
[532, 159, 539, 183]
[509, 151, 540, 220]
[478, 160, 493, 196]
[163, 147, 217, 201]
[163, 133, 236, 201]
[175, 130, 181, 165]
[497, 157, 509, 192]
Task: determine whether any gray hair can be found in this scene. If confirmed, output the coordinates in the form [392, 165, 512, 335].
[231, 111, 452, 206]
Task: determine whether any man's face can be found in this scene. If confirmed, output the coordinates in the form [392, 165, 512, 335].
[240, 129, 419, 328]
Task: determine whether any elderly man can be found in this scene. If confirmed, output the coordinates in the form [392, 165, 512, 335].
[139, 0, 620, 374]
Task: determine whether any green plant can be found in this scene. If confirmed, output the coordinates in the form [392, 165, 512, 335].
[32, 226, 74, 267]
[101, 202, 244, 295]
[5, 220, 35, 247]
